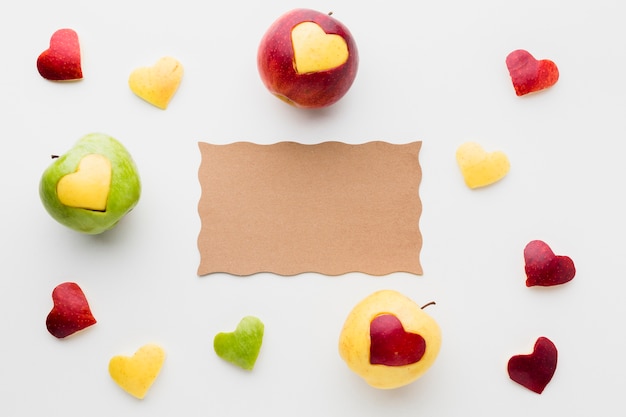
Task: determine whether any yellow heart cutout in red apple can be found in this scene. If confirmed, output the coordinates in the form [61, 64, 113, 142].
[57, 154, 111, 211]
[291, 22, 349, 74]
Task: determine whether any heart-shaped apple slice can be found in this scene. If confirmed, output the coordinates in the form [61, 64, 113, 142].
[370, 314, 426, 366]
[128, 56, 184, 109]
[109, 344, 166, 399]
[524, 240, 575, 287]
[56, 154, 111, 211]
[46, 282, 97, 338]
[507, 336, 557, 394]
[456, 142, 510, 189]
[37, 28, 83, 81]
[214, 316, 264, 371]
[506, 49, 559, 96]
[291, 21, 349, 74]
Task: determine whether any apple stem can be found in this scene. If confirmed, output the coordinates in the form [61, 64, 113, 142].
[421, 301, 436, 309]
[328, 11, 333, 16]
[51, 155, 59, 159]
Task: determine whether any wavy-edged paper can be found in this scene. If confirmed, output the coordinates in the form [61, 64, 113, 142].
[197, 141, 423, 276]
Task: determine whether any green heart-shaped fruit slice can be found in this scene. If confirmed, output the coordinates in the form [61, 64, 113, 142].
[214, 316, 264, 370]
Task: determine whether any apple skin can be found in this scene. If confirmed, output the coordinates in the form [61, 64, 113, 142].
[507, 336, 557, 394]
[46, 282, 97, 338]
[338, 290, 441, 389]
[257, 9, 359, 108]
[37, 28, 83, 81]
[39, 133, 141, 234]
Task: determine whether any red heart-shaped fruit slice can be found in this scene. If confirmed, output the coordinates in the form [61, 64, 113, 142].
[369, 313, 426, 366]
[506, 49, 558, 96]
[37, 28, 83, 81]
[46, 282, 97, 338]
[524, 240, 575, 287]
[507, 336, 557, 394]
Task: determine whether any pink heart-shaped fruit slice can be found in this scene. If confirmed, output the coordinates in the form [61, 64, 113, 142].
[369, 313, 426, 366]
[37, 28, 83, 81]
[507, 336, 558, 394]
[46, 282, 96, 338]
[506, 49, 558, 96]
[524, 240, 575, 287]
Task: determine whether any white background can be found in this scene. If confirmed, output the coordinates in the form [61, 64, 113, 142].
[1, 0, 624, 415]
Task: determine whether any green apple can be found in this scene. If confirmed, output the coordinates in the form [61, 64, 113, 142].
[39, 133, 141, 234]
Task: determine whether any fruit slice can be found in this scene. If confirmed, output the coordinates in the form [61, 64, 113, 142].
[214, 316, 264, 370]
[507, 337, 557, 394]
[56, 154, 111, 211]
[128, 56, 184, 109]
[524, 240, 575, 287]
[109, 344, 166, 399]
[369, 314, 426, 366]
[506, 49, 559, 96]
[291, 21, 349, 74]
[37, 28, 83, 81]
[456, 142, 510, 189]
[46, 282, 97, 338]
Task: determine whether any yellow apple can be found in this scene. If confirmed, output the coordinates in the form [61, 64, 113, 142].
[338, 289, 441, 389]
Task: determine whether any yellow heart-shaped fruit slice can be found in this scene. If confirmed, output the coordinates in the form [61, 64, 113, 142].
[128, 56, 183, 109]
[57, 154, 111, 211]
[456, 142, 510, 189]
[108, 344, 165, 399]
[291, 21, 349, 74]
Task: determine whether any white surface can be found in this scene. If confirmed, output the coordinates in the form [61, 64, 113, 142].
[1, 0, 624, 415]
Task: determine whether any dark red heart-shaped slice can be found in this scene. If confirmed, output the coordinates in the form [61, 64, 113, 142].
[524, 240, 575, 287]
[506, 49, 558, 96]
[37, 28, 83, 81]
[46, 282, 96, 338]
[507, 336, 558, 394]
[369, 314, 426, 366]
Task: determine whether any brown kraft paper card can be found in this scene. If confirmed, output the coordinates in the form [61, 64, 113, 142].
[197, 141, 423, 276]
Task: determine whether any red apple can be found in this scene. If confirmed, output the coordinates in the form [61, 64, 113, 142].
[46, 282, 97, 338]
[257, 9, 359, 108]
